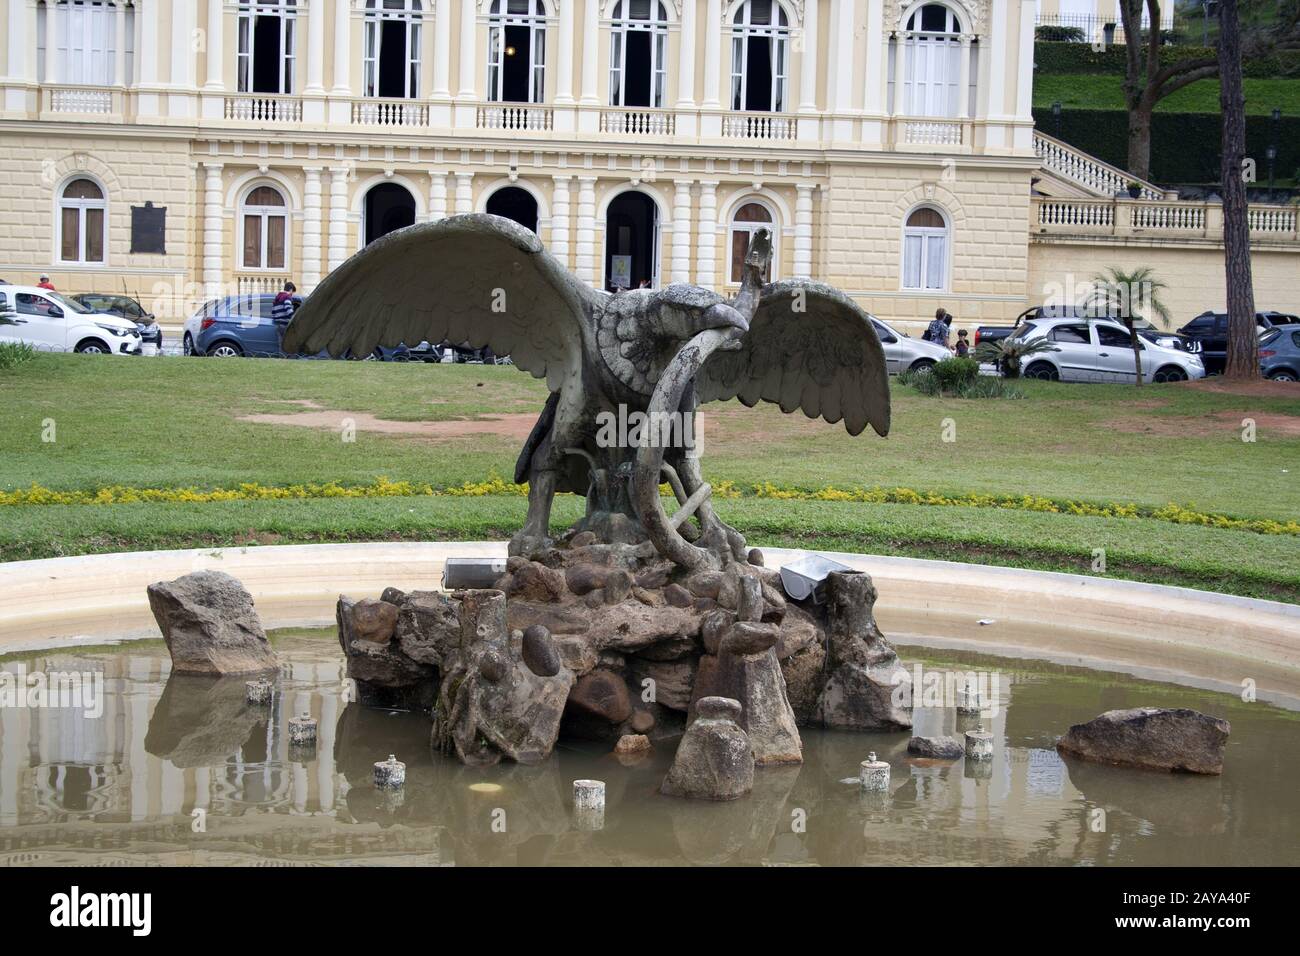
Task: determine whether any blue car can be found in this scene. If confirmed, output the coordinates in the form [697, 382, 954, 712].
[1259, 324, 1300, 382]
[194, 294, 292, 358]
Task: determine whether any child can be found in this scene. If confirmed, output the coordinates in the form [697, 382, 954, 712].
[954, 328, 970, 357]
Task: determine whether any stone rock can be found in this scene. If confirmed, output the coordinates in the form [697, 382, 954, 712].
[146, 570, 278, 676]
[521, 624, 561, 677]
[736, 573, 764, 623]
[431, 589, 573, 765]
[1056, 707, 1230, 775]
[633, 633, 699, 661]
[504, 562, 568, 602]
[349, 598, 399, 644]
[393, 590, 460, 666]
[719, 621, 780, 656]
[567, 670, 633, 723]
[684, 570, 723, 599]
[775, 603, 820, 660]
[628, 708, 656, 733]
[700, 609, 734, 655]
[627, 655, 698, 712]
[380, 586, 406, 605]
[565, 564, 611, 595]
[908, 735, 965, 759]
[603, 568, 633, 604]
[145, 675, 267, 768]
[661, 696, 754, 801]
[691, 639, 803, 765]
[812, 571, 911, 731]
[780, 642, 826, 722]
[615, 734, 652, 755]
[663, 583, 694, 608]
[555, 636, 598, 675]
[338, 596, 438, 710]
[633, 586, 663, 607]
[569, 531, 598, 548]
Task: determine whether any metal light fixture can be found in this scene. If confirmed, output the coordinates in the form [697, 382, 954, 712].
[505, 45, 517, 57]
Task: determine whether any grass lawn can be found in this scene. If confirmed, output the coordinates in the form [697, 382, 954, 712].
[1033, 74, 1300, 115]
[1, 353, 1298, 601]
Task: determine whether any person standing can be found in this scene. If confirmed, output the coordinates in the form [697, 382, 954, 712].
[925, 308, 952, 348]
[271, 281, 299, 352]
[37, 273, 56, 291]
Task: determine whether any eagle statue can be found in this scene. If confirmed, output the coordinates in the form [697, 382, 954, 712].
[282, 214, 889, 568]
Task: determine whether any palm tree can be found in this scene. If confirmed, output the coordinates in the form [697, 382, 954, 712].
[1090, 266, 1172, 387]
[973, 337, 1059, 379]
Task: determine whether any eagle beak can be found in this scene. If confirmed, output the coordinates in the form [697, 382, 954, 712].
[702, 302, 749, 336]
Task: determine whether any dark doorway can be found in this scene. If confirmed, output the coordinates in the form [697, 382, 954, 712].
[486, 187, 539, 233]
[364, 183, 416, 245]
[604, 191, 658, 290]
[624, 32, 651, 107]
[744, 37, 773, 111]
[378, 19, 408, 98]
[502, 24, 532, 102]
[252, 16, 284, 93]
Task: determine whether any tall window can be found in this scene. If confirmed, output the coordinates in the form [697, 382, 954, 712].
[240, 185, 288, 271]
[728, 201, 774, 284]
[54, 1, 118, 85]
[730, 0, 789, 113]
[487, 0, 546, 104]
[609, 0, 668, 108]
[364, 0, 422, 98]
[237, 1, 297, 95]
[903, 4, 961, 117]
[58, 178, 106, 264]
[901, 206, 948, 291]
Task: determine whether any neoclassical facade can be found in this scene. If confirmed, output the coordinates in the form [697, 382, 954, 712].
[1, 1, 1294, 327]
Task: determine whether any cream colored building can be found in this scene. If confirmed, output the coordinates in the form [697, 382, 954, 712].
[0, 0, 1295, 332]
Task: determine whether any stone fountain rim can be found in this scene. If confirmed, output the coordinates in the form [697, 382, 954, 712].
[1, 541, 1296, 705]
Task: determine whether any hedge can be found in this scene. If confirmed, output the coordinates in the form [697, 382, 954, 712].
[1034, 107, 1300, 184]
[1034, 40, 1300, 79]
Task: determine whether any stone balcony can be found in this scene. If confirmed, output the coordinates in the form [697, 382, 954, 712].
[1033, 196, 1300, 245]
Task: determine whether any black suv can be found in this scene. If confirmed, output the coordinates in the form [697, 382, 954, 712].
[1177, 311, 1300, 375]
[70, 293, 163, 351]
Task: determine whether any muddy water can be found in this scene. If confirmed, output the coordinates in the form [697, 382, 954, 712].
[0, 631, 1296, 866]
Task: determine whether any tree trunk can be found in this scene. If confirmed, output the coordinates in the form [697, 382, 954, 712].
[1126, 102, 1154, 183]
[1126, 322, 1145, 386]
[1218, 0, 1259, 380]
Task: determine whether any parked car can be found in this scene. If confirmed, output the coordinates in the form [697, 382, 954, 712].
[973, 325, 1015, 350]
[869, 316, 951, 373]
[1008, 316, 1205, 383]
[191, 294, 286, 357]
[994, 306, 1196, 353]
[1177, 310, 1297, 375]
[69, 293, 162, 353]
[1259, 324, 1300, 382]
[0, 285, 141, 355]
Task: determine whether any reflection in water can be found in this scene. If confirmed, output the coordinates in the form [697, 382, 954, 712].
[0, 633, 1297, 866]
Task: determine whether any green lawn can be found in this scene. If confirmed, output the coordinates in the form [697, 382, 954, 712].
[1033, 74, 1300, 115]
[1, 353, 1298, 601]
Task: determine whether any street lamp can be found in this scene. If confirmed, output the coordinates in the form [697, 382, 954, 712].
[1267, 108, 1281, 191]
[1052, 101, 1062, 139]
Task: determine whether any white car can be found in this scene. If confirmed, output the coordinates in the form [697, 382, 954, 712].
[1011, 316, 1205, 383]
[870, 315, 952, 374]
[0, 284, 141, 355]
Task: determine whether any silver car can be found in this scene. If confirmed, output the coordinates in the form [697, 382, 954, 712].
[1012, 317, 1205, 383]
[870, 316, 952, 374]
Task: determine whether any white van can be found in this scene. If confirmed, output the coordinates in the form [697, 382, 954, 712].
[0, 285, 141, 355]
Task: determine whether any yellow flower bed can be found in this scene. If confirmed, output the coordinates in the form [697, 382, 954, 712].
[2, 477, 1295, 537]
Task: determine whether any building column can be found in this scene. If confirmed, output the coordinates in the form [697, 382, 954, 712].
[305, 0, 326, 93]
[580, 0, 599, 104]
[550, 176, 572, 268]
[115, 2, 129, 86]
[454, 172, 474, 214]
[45, 0, 62, 84]
[429, 172, 449, 220]
[332, 0, 353, 94]
[793, 183, 815, 278]
[696, 181, 718, 291]
[302, 167, 324, 292]
[432, 0, 452, 100]
[676, 0, 696, 109]
[797, 0, 818, 113]
[892, 32, 908, 115]
[458, 0, 477, 97]
[169, 0, 197, 116]
[671, 180, 693, 284]
[1015, 0, 1036, 124]
[202, 163, 225, 292]
[555, 0, 576, 105]
[327, 166, 351, 272]
[575, 176, 597, 285]
[702, 0, 722, 108]
[987, 0, 1007, 118]
[957, 35, 972, 120]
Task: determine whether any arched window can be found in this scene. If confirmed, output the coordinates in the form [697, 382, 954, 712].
[58, 178, 106, 264]
[902, 3, 961, 117]
[609, 0, 668, 109]
[364, 0, 422, 99]
[237, 1, 297, 95]
[52, 1, 124, 86]
[728, 201, 774, 284]
[487, 0, 546, 104]
[239, 185, 288, 271]
[901, 206, 948, 291]
[730, 0, 789, 113]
